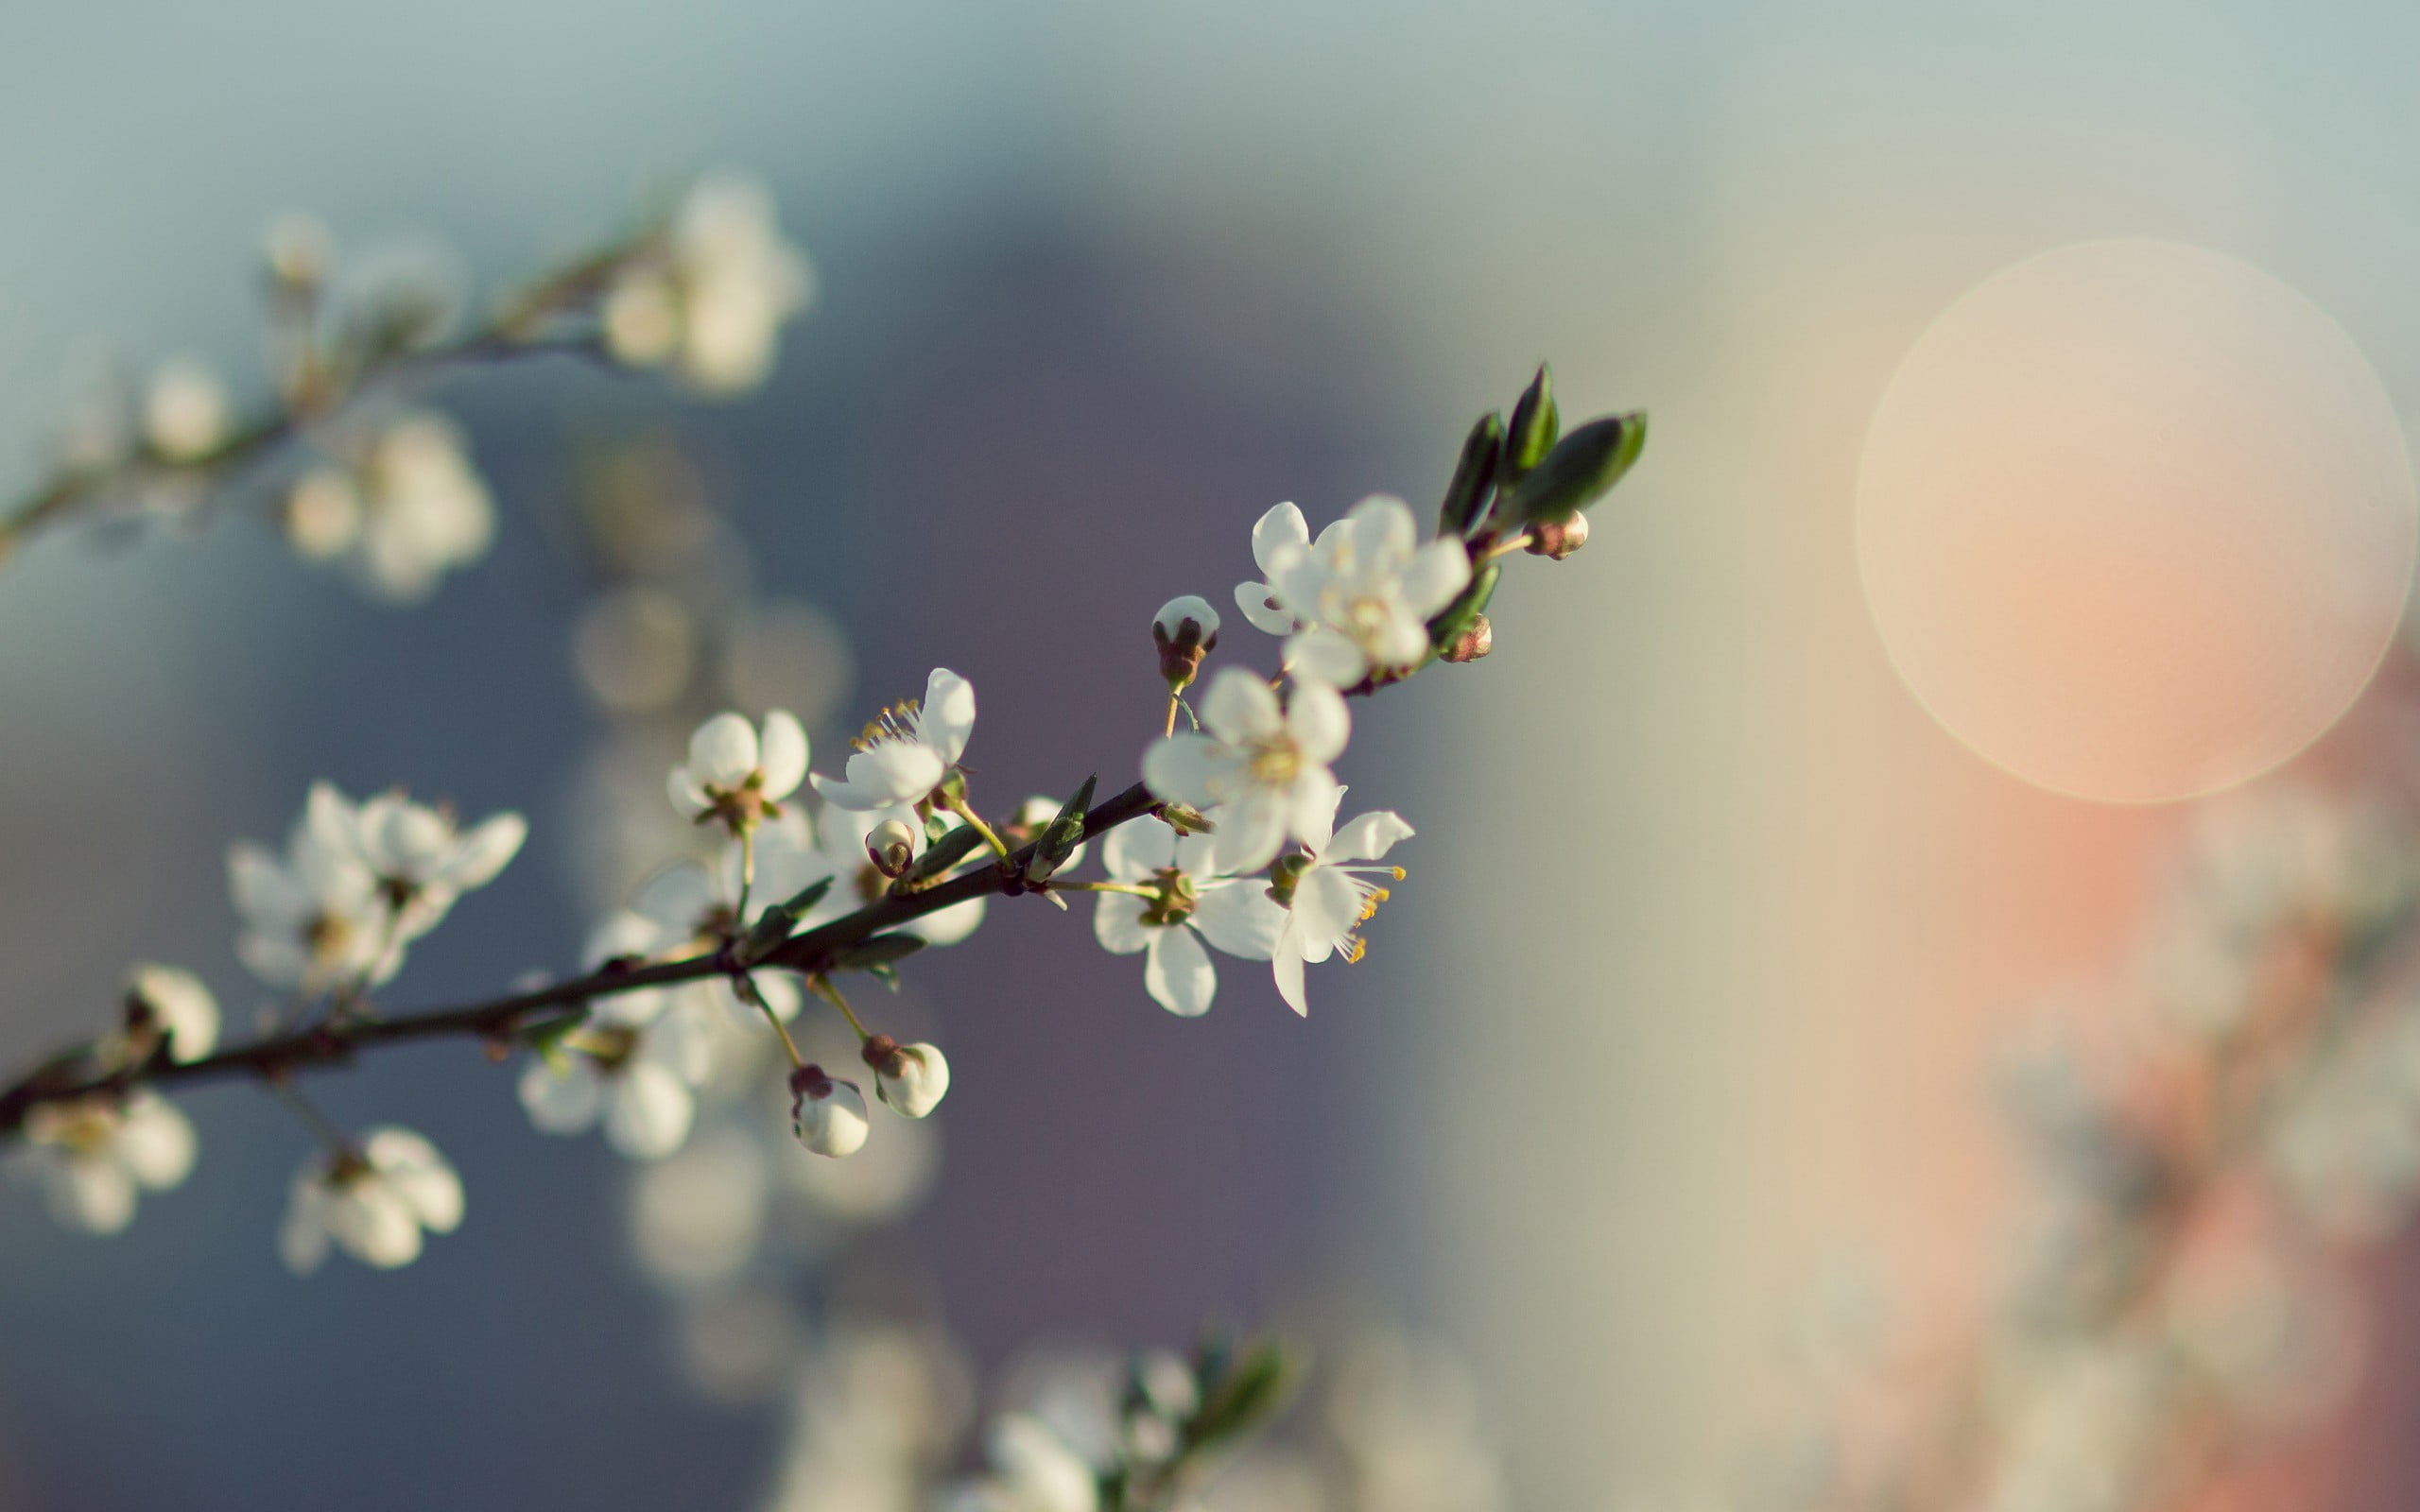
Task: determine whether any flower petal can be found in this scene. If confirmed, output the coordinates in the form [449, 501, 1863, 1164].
[1285, 627, 1366, 688]
[1144, 925, 1217, 1017]
[1141, 733, 1229, 810]
[908, 896, 987, 946]
[1292, 865, 1366, 963]
[1211, 790, 1288, 875]
[687, 712, 760, 788]
[1235, 581, 1295, 635]
[115, 1096, 197, 1189]
[442, 812, 527, 891]
[1199, 668, 1282, 745]
[1399, 538, 1473, 618]
[1284, 679, 1350, 765]
[1250, 501, 1309, 575]
[667, 765, 712, 819]
[279, 1177, 332, 1274]
[756, 710, 809, 799]
[920, 668, 978, 765]
[1329, 810, 1415, 864]
[1288, 769, 1343, 855]
[606, 1064, 697, 1160]
[1101, 817, 1177, 880]
[365, 1127, 463, 1232]
[1094, 892, 1152, 955]
[47, 1157, 135, 1233]
[1271, 921, 1310, 1016]
[1189, 881, 1287, 961]
[520, 1057, 604, 1133]
[1347, 494, 1417, 566]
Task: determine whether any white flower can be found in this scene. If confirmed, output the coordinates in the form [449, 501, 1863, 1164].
[668, 709, 809, 834]
[518, 1005, 714, 1160]
[603, 815, 818, 1023]
[1270, 809, 1413, 1016]
[342, 789, 527, 949]
[124, 963, 220, 1062]
[1266, 495, 1470, 687]
[280, 1125, 464, 1273]
[1234, 501, 1319, 634]
[296, 413, 494, 604]
[1142, 669, 1348, 874]
[865, 1038, 951, 1118]
[229, 782, 390, 989]
[603, 172, 813, 394]
[791, 1067, 871, 1158]
[811, 667, 977, 820]
[946, 1412, 1101, 1512]
[1092, 817, 1285, 1017]
[18, 1091, 196, 1234]
[141, 357, 229, 463]
[799, 802, 989, 946]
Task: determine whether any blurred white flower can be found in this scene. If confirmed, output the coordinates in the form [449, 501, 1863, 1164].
[1265, 495, 1469, 687]
[667, 709, 809, 834]
[812, 668, 977, 821]
[792, 1066, 871, 1158]
[141, 356, 229, 463]
[1234, 502, 1319, 635]
[290, 412, 493, 603]
[124, 963, 220, 1063]
[279, 1125, 463, 1273]
[763, 1322, 972, 1512]
[18, 1091, 196, 1234]
[1143, 670, 1347, 875]
[1270, 809, 1412, 1016]
[629, 1122, 771, 1289]
[603, 172, 813, 394]
[945, 1412, 1101, 1512]
[341, 789, 527, 952]
[519, 1003, 715, 1160]
[607, 828, 810, 1023]
[799, 801, 989, 947]
[1093, 816, 1284, 1017]
[1329, 1334, 1508, 1512]
[229, 782, 390, 990]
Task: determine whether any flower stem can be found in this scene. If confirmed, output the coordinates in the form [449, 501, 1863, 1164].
[807, 975, 873, 1042]
[1165, 694, 1180, 739]
[735, 826, 757, 924]
[1054, 881, 1159, 898]
[738, 974, 805, 1069]
[1479, 531, 1534, 561]
[266, 1079, 355, 1161]
[942, 792, 1014, 862]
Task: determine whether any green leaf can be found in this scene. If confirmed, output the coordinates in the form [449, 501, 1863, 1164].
[1498, 364, 1558, 486]
[906, 823, 989, 883]
[831, 934, 928, 971]
[1024, 774, 1098, 883]
[1500, 412, 1646, 526]
[1184, 1337, 1297, 1452]
[1438, 410, 1504, 539]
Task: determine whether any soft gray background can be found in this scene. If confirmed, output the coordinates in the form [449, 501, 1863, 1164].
[7, 4, 2420, 1510]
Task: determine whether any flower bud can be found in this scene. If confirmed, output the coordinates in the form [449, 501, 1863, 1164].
[863, 1035, 951, 1118]
[1151, 595, 1220, 692]
[263, 213, 334, 294]
[788, 1065, 870, 1157]
[1441, 613, 1493, 662]
[1525, 510, 1588, 560]
[866, 818, 918, 879]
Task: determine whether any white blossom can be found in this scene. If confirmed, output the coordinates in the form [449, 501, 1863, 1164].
[280, 1125, 463, 1273]
[667, 709, 809, 834]
[1234, 501, 1320, 635]
[945, 1412, 1101, 1512]
[602, 817, 815, 1022]
[124, 963, 220, 1062]
[518, 1005, 714, 1160]
[1270, 808, 1413, 1016]
[799, 801, 989, 947]
[1265, 495, 1470, 687]
[811, 667, 977, 823]
[229, 782, 390, 989]
[867, 1039, 951, 1118]
[341, 789, 527, 950]
[603, 172, 813, 394]
[1142, 669, 1348, 875]
[791, 1067, 871, 1158]
[18, 1091, 196, 1234]
[141, 357, 229, 463]
[1093, 816, 1285, 1017]
[292, 413, 494, 604]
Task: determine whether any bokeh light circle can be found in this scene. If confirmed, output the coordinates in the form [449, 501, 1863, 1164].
[1856, 239, 2417, 804]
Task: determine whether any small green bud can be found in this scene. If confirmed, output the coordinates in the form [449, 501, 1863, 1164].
[1501, 412, 1645, 526]
[1498, 365, 1558, 487]
[735, 876, 836, 967]
[831, 934, 928, 971]
[903, 822, 986, 884]
[1024, 775, 1097, 884]
[1438, 411, 1504, 539]
[1426, 561, 1500, 661]
[1160, 802, 1214, 836]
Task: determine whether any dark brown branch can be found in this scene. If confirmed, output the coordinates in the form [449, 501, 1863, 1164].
[0, 781, 1159, 1141]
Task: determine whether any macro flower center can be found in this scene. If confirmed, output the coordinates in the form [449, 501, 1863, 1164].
[1248, 740, 1301, 786]
[1139, 868, 1198, 928]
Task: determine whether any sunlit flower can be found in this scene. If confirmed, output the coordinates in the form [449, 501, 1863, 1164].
[811, 668, 977, 822]
[518, 1002, 714, 1160]
[1234, 501, 1321, 635]
[668, 709, 809, 835]
[1266, 495, 1469, 687]
[1092, 816, 1284, 1017]
[606, 818, 814, 1022]
[279, 1125, 463, 1273]
[603, 172, 814, 394]
[124, 963, 220, 1063]
[944, 1412, 1102, 1512]
[18, 1091, 196, 1234]
[291, 413, 494, 604]
[141, 357, 229, 463]
[799, 801, 989, 947]
[1270, 808, 1413, 1016]
[865, 1036, 951, 1118]
[229, 782, 390, 990]
[790, 1065, 871, 1158]
[1142, 670, 1347, 874]
[342, 789, 527, 950]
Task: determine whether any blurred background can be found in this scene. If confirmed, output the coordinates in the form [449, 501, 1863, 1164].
[7, 3, 2420, 1509]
